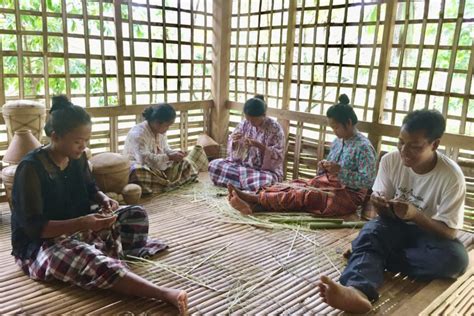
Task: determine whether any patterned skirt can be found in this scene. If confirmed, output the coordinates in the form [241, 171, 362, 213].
[15, 206, 167, 290]
[208, 158, 280, 191]
[129, 158, 199, 194]
[258, 174, 367, 216]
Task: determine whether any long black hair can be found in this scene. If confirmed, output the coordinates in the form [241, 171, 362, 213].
[243, 95, 267, 117]
[326, 94, 358, 126]
[142, 103, 176, 123]
[44, 95, 91, 137]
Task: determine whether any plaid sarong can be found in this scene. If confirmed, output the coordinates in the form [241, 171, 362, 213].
[15, 206, 167, 290]
[259, 174, 367, 216]
[208, 158, 279, 191]
[129, 158, 198, 194]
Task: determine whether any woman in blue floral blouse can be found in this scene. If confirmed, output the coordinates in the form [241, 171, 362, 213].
[227, 94, 377, 216]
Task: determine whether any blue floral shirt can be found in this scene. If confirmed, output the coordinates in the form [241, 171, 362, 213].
[325, 132, 377, 190]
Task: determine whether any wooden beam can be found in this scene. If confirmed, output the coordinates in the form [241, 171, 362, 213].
[279, 0, 297, 134]
[210, 0, 232, 145]
[369, 0, 398, 151]
[279, 0, 297, 179]
[85, 100, 213, 117]
[113, 0, 126, 107]
[0, 39, 5, 106]
[109, 116, 118, 152]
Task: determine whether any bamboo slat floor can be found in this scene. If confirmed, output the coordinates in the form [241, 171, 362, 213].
[420, 253, 474, 316]
[0, 173, 473, 315]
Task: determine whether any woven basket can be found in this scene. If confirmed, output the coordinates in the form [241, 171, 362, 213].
[186, 145, 208, 172]
[2, 100, 46, 141]
[2, 164, 17, 207]
[122, 183, 142, 205]
[90, 152, 130, 193]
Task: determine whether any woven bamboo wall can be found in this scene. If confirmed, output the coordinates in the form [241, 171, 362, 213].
[0, 0, 213, 196]
[227, 0, 474, 231]
[0, 0, 213, 150]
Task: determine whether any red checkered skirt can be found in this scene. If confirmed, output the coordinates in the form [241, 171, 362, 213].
[258, 174, 367, 216]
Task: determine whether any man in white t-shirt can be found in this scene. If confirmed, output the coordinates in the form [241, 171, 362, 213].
[317, 109, 469, 313]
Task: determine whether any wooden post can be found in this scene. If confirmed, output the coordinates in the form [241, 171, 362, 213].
[113, 0, 126, 107]
[369, 0, 398, 151]
[61, 0, 71, 97]
[0, 40, 5, 106]
[210, 0, 231, 145]
[110, 116, 118, 152]
[14, 0, 24, 99]
[280, 0, 297, 178]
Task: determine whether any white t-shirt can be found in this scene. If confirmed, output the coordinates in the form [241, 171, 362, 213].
[372, 150, 466, 229]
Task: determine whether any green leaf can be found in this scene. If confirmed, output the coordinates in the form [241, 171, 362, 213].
[47, 0, 61, 13]
[0, 0, 14, 9]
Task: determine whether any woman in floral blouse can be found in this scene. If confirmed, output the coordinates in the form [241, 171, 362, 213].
[208, 95, 285, 191]
[228, 94, 377, 216]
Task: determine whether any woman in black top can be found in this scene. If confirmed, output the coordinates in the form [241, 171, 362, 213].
[11, 95, 188, 314]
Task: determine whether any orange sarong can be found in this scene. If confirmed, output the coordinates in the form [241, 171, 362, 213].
[258, 174, 367, 216]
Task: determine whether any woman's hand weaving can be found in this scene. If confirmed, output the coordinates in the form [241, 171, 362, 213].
[100, 195, 119, 213]
[83, 213, 117, 232]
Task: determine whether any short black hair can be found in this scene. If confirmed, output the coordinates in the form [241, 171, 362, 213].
[142, 103, 176, 123]
[44, 95, 91, 137]
[243, 95, 267, 117]
[402, 109, 446, 142]
[326, 94, 358, 126]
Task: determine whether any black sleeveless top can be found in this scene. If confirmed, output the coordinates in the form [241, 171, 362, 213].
[11, 147, 99, 259]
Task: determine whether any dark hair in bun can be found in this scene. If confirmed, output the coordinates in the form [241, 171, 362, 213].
[142, 103, 176, 124]
[326, 94, 358, 126]
[44, 95, 91, 137]
[243, 95, 267, 117]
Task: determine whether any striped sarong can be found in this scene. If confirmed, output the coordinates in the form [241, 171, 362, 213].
[15, 206, 167, 290]
[129, 158, 198, 194]
[208, 158, 280, 191]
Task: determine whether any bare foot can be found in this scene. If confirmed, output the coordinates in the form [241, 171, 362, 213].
[160, 288, 188, 315]
[176, 290, 188, 316]
[228, 193, 254, 215]
[318, 275, 372, 314]
[231, 184, 259, 204]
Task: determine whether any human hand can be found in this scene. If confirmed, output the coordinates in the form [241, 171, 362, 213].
[370, 192, 396, 219]
[168, 151, 185, 162]
[244, 138, 264, 150]
[83, 213, 117, 232]
[100, 196, 120, 213]
[318, 159, 327, 170]
[322, 161, 341, 175]
[389, 199, 418, 221]
[231, 132, 243, 142]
